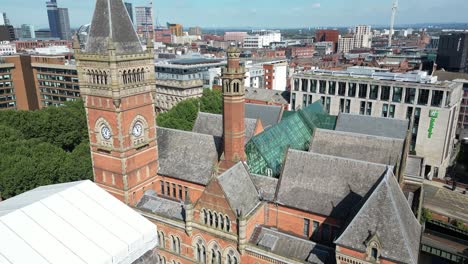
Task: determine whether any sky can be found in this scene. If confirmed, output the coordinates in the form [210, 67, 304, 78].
[2, 0, 468, 29]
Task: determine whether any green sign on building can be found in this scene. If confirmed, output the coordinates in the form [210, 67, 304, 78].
[428, 110, 439, 138]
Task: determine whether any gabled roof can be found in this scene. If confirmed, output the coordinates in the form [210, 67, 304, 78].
[335, 170, 421, 264]
[0, 180, 157, 264]
[251, 174, 278, 202]
[192, 112, 259, 144]
[250, 226, 335, 264]
[86, 0, 143, 55]
[217, 162, 260, 216]
[335, 113, 408, 140]
[157, 127, 221, 185]
[275, 150, 388, 219]
[310, 129, 405, 166]
[245, 103, 283, 129]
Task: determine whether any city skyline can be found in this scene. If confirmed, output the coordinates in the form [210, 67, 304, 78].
[1, 0, 468, 29]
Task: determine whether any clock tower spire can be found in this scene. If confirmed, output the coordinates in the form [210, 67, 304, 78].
[75, 0, 158, 205]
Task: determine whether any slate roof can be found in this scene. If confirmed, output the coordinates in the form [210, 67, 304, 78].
[245, 103, 283, 129]
[335, 170, 421, 264]
[433, 70, 468, 81]
[217, 162, 260, 216]
[250, 226, 335, 264]
[251, 175, 278, 202]
[192, 112, 258, 144]
[157, 127, 221, 185]
[136, 190, 184, 221]
[245, 87, 289, 105]
[335, 113, 408, 140]
[0, 180, 157, 264]
[86, 0, 143, 55]
[309, 129, 405, 166]
[275, 150, 388, 219]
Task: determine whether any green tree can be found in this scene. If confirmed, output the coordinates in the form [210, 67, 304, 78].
[157, 89, 222, 131]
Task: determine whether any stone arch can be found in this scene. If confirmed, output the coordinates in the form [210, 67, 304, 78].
[224, 247, 239, 264]
[157, 230, 166, 249]
[224, 79, 230, 93]
[201, 208, 208, 224]
[103, 71, 108, 85]
[207, 241, 222, 264]
[225, 215, 231, 232]
[214, 212, 219, 228]
[132, 69, 137, 83]
[208, 210, 213, 227]
[192, 236, 207, 264]
[231, 79, 242, 93]
[122, 70, 127, 84]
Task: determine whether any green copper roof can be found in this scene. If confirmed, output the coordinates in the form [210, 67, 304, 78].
[246, 102, 337, 177]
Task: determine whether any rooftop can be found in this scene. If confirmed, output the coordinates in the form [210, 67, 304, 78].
[0, 180, 157, 264]
[335, 113, 408, 140]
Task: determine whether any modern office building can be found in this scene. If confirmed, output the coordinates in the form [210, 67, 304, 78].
[436, 33, 468, 73]
[315, 41, 334, 55]
[124, 2, 134, 23]
[154, 27, 172, 43]
[291, 67, 462, 180]
[337, 36, 355, 53]
[354, 25, 372, 48]
[188, 26, 202, 36]
[315, 29, 339, 52]
[168, 23, 183, 37]
[46, 0, 60, 38]
[21, 24, 35, 39]
[0, 25, 15, 42]
[243, 30, 281, 49]
[224, 31, 248, 44]
[46, 0, 71, 40]
[434, 70, 468, 129]
[1, 12, 10, 26]
[0, 55, 38, 110]
[34, 29, 52, 39]
[57, 8, 71, 40]
[135, 6, 154, 39]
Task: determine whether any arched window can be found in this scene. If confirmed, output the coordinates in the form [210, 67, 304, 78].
[214, 213, 218, 228]
[123, 70, 127, 84]
[132, 69, 137, 83]
[157, 255, 166, 264]
[203, 209, 207, 224]
[225, 216, 231, 232]
[171, 235, 179, 253]
[227, 250, 238, 264]
[209, 211, 213, 227]
[220, 215, 224, 230]
[371, 248, 378, 260]
[158, 231, 165, 249]
[196, 239, 206, 264]
[92, 70, 96, 84]
[103, 71, 108, 85]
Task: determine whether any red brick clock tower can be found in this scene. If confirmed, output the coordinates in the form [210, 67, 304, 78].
[220, 46, 247, 170]
[74, 0, 158, 205]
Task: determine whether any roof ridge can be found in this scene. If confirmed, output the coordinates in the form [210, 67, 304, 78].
[157, 126, 217, 138]
[386, 174, 419, 264]
[315, 128, 406, 142]
[198, 112, 258, 122]
[290, 149, 392, 169]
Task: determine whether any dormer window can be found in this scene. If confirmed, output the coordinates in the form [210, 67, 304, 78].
[371, 247, 378, 260]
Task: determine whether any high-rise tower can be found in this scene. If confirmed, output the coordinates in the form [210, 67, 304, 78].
[74, 0, 158, 205]
[220, 46, 246, 170]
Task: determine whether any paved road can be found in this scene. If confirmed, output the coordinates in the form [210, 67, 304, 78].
[424, 181, 468, 223]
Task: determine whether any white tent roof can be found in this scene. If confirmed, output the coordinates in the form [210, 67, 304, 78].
[0, 180, 157, 264]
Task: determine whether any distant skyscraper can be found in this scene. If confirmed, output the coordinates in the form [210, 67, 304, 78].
[2, 13, 10, 25]
[135, 6, 153, 39]
[354, 25, 372, 48]
[188, 27, 202, 36]
[46, 0, 71, 40]
[21, 24, 36, 39]
[125, 2, 134, 24]
[57, 8, 71, 40]
[46, 0, 60, 38]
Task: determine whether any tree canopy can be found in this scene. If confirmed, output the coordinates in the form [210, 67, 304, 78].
[157, 89, 222, 131]
[0, 101, 92, 199]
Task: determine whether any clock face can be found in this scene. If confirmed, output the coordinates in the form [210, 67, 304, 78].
[101, 126, 111, 140]
[132, 123, 143, 137]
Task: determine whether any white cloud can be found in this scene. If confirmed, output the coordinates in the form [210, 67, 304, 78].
[311, 3, 321, 9]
